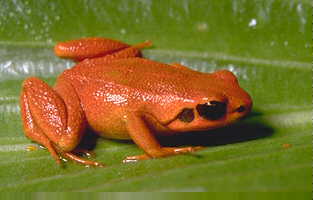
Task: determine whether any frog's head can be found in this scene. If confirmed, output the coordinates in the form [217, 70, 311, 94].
[166, 70, 252, 132]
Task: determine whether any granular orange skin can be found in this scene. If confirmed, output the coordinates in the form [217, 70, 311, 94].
[20, 37, 252, 167]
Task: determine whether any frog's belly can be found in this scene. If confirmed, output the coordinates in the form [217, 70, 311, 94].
[80, 101, 131, 140]
[96, 127, 131, 140]
[96, 129, 131, 140]
[71, 83, 131, 139]
[87, 115, 131, 140]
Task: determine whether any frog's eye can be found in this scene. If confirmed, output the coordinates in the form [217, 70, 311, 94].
[177, 108, 194, 123]
[196, 101, 226, 120]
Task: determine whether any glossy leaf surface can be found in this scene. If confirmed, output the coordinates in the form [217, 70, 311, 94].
[0, 0, 311, 194]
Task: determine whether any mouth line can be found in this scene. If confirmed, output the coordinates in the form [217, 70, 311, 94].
[166, 116, 242, 132]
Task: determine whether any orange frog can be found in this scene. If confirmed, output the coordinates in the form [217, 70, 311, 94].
[20, 37, 252, 167]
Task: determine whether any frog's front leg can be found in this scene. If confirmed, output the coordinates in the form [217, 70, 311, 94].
[123, 113, 203, 163]
[54, 37, 151, 62]
[20, 76, 104, 167]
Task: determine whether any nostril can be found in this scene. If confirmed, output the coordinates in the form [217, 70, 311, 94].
[236, 106, 246, 113]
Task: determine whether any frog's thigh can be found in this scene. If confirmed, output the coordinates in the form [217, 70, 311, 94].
[21, 90, 61, 163]
[21, 77, 86, 154]
[54, 37, 129, 61]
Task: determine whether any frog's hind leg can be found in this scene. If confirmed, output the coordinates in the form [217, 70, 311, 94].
[20, 77, 104, 167]
[20, 92, 61, 163]
[54, 37, 129, 61]
[54, 37, 152, 62]
[21, 82, 63, 164]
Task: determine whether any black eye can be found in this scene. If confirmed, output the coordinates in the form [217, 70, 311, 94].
[196, 101, 226, 120]
[177, 108, 194, 123]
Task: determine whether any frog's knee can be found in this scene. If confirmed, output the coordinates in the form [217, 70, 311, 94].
[56, 138, 80, 152]
[22, 77, 45, 89]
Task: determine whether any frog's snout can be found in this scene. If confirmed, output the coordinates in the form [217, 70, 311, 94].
[227, 95, 253, 121]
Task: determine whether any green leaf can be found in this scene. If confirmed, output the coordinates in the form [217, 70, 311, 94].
[0, 0, 311, 194]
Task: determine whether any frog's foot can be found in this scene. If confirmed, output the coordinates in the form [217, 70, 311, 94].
[63, 152, 105, 167]
[123, 146, 204, 163]
[44, 146, 104, 167]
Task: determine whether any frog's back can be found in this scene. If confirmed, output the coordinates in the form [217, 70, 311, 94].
[64, 57, 205, 97]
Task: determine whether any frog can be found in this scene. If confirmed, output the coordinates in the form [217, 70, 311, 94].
[20, 37, 252, 167]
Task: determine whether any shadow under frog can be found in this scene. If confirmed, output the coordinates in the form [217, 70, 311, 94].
[158, 111, 273, 148]
[77, 110, 273, 159]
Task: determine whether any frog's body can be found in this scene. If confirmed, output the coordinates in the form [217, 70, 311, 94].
[20, 37, 252, 167]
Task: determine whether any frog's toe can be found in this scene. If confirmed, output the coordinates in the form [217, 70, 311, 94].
[63, 152, 105, 167]
[168, 146, 205, 154]
[122, 154, 151, 163]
